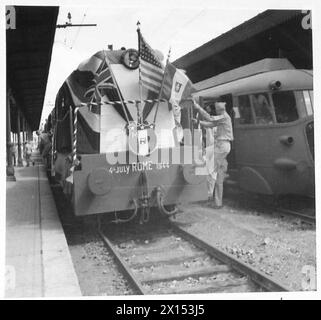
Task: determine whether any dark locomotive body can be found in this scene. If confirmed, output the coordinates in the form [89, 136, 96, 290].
[47, 49, 207, 217]
[194, 58, 314, 197]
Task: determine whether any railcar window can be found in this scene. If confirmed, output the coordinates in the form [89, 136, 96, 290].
[309, 90, 313, 107]
[272, 91, 299, 123]
[251, 93, 274, 125]
[303, 90, 313, 116]
[294, 91, 307, 118]
[237, 95, 253, 124]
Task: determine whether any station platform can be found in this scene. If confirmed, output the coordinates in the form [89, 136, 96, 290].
[5, 155, 81, 298]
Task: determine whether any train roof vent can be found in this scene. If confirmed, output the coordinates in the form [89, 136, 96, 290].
[195, 58, 295, 91]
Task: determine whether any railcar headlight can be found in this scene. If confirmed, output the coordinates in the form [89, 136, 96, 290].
[269, 80, 282, 90]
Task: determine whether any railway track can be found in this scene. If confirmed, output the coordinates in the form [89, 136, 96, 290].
[98, 218, 289, 295]
[276, 207, 315, 225]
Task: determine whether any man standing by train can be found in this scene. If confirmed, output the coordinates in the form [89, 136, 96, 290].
[193, 99, 233, 208]
[36, 130, 52, 166]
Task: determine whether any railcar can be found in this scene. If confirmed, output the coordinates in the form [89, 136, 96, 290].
[194, 58, 314, 197]
[47, 49, 207, 222]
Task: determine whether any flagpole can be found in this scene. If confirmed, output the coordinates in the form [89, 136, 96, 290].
[153, 47, 171, 126]
[102, 49, 130, 124]
[137, 21, 143, 125]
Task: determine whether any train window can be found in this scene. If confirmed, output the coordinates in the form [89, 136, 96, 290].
[303, 90, 313, 116]
[294, 91, 307, 118]
[309, 90, 314, 108]
[251, 93, 274, 125]
[237, 95, 254, 124]
[272, 91, 299, 123]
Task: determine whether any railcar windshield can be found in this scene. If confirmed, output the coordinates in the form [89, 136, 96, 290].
[251, 93, 274, 125]
[303, 90, 314, 116]
[238, 95, 253, 124]
[272, 90, 314, 122]
[272, 91, 299, 123]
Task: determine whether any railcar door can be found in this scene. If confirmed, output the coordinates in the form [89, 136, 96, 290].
[198, 94, 236, 169]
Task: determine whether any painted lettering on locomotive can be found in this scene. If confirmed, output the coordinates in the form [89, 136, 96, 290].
[194, 58, 314, 197]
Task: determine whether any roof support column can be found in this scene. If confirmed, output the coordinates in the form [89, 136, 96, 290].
[17, 108, 23, 167]
[22, 115, 26, 158]
[6, 90, 16, 181]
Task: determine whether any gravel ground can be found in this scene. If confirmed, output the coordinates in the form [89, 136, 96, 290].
[66, 226, 134, 296]
[171, 192, 316, 291]
[52, 182, 316, 295]
[51, 186, 134, 296]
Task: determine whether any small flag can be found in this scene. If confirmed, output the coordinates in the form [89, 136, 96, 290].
[138, 31, 164, 94]
[84, 59, 116, 100]
[162, 63, 195, 106]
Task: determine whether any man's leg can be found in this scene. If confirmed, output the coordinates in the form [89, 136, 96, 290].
[213, 145, 229, 207]
[205, 145, 215, 199]
[214, 168, 224, 207]
[26, 154, 30, 167]
[207, 174, 216, 199]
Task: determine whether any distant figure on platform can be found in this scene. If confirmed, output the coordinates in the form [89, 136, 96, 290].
[11, 143, 18, 166]
[36, 130, 52, 165]
[193, 99, 233, 208]
[24, 141, 33, 167]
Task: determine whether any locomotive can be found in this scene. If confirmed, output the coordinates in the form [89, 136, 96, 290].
[47, 48, 207, 222]
[193, 58, 314, 198]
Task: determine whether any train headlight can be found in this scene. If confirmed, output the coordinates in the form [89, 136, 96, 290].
[121, 49, 139, 70]
[279, 135, 294, 146]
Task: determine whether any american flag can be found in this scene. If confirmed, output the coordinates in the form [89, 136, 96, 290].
[138, 31, 164, 94]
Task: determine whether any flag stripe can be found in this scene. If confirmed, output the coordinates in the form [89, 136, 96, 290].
[138, 31, 165, 96]
[142, 79, 161, 91]
[141, 80, 161, 92]
[141, 71, 163, 86]
[140, 68, 163, 83]
[140, 60, 163, 78]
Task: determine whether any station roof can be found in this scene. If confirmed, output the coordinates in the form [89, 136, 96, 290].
[7, 6, 59, 132]
[174, 10, 312, 83]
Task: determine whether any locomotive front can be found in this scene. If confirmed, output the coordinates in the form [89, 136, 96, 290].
[51, 48, 207, 222]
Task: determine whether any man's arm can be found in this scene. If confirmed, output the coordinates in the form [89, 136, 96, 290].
[199, 120, 216, 128]
[193, 102, 213, 121]
[193, 100, 225, 122]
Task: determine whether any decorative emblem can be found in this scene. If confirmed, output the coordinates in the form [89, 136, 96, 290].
[175, 81, 182, 93]
[127, 121, 157, 156]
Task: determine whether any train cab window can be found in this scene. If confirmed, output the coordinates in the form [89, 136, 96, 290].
[303, 90, 314, 116]
[237, 95, 254, 124]
[309, 90, 314, 108]
[272, 91, 299, 123]
[251, 93, 274, 125]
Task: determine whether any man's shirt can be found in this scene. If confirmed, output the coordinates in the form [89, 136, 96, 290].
[215, 112, 234, 141]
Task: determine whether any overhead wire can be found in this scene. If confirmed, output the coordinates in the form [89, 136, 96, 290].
[159, 8, 206, 52]
[70, 10, 88, 49]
